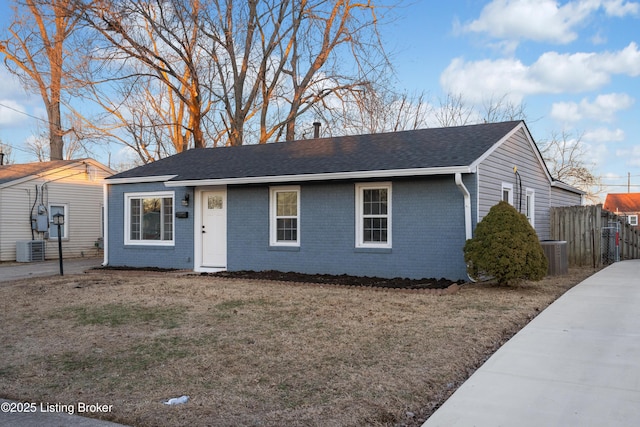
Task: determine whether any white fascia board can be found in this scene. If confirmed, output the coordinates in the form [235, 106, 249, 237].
[552, 180, 586, 194]
[164, 166, 473, 187]
[105, 175, 177, 185]
[469, 122, 525, 170]
[469, 121, 555, 184]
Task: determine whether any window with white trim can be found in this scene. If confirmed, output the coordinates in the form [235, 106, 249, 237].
[502, 183, 513, 206]
[628, 215, 638, 226]
[526, 188, 535, 227]
[49, 204, 68, 239]
[356, 182, 392, 248]
[270, 186, 300, 246]
[125, 192, 174, 245]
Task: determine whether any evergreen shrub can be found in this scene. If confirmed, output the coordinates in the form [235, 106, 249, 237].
[464, 201, 548, 285]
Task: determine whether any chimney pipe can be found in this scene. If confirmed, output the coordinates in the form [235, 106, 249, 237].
[313, 122, 321, 139]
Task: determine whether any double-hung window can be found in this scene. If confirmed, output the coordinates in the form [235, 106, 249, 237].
[526, 188, 535, 227]
[629, 215, 638, 226]
[125, 192, 174, 245]
[270, 186, 300, 246]
[49, 204, 68, 239]
[501, 183, 513, 206]
[356, 182, 392, 248]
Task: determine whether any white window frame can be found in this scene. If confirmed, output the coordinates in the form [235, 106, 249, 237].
[526, 188, 535, 228]
[628, 215, 638, 226]
[269, 186, 300, 247]
[124, 191, 175, 246]
[48, 204, 69, 240]
[355, 182, 392, 249]
[502, 182, 514, 206]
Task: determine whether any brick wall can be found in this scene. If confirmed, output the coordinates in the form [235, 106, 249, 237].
[107, 182, 194, 269]
[227, 176, 471, 280]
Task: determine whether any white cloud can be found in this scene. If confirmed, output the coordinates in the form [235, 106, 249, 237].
[603, 0, 640, 16]
[583, 127, 626, 142]
[0, 100, 28, 126]
[551, 93, 635, 122]
[463, 0, 639, 45]
[586, 142, 610, 168]
[440, 43, 640, 102]
[616, 145, 640, 166]
[463, 0, 594, 44]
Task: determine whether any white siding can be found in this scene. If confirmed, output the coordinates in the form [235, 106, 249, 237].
[477, 128, 552, 239]
[0, 162, 112, 261]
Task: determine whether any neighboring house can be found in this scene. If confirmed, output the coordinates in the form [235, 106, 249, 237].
[104, 121, 583, 281]
[603, 193, 640, 227]
[0, 159, 114, 262]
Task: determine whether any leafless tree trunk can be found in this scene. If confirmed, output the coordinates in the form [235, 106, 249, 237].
[1, 0, 81, 160]
[77, 0, 212, 153]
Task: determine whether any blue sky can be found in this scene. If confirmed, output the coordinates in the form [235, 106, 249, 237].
[382, 0, 640, 198]
[1, 0, 639, 200]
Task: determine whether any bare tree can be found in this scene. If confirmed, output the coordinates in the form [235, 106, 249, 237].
[197, 0, 390, 145]
[0, 0, 82, 160]
[0, 140, 13, 165]
[75, 0, 390, 153]
[26, 117, 91, 161]
[480, 94, 528, 123]
[77, 0, 213, 153]
[319, 85, 432, 135]
[540, 130, 603, 204]
[433, 93, 475, 127]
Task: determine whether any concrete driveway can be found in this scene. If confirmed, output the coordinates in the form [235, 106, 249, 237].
[0, 257, 102, 283]
[423, 260, 640, 426]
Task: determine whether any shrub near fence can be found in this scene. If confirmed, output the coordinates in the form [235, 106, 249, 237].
[550, 204, 640, 268]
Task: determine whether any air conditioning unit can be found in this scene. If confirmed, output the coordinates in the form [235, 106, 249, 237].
[16, 240, 46, 262]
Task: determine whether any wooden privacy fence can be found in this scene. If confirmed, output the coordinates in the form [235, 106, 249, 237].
[550, 205, 640, 268]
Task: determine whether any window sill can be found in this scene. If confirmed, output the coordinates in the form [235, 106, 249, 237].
[354, 247, 392, 254]
[268, 245, 301, 252]
[124, 242, 175, 248]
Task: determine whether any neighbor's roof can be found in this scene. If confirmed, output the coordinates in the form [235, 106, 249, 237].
[603, 193, 640, 213]
[0, 159, 114, 187]
[109, 121, 527, 185]
[0, 160, 79, 185]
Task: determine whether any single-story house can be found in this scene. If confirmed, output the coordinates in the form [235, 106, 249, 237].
[104, 120, 583, 281]
[0, 159, 114, 262]
[603, 193, 640, 227]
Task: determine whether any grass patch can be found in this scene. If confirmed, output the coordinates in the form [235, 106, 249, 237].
[47, 336, 194, 376]
[0, 268, 597, 427]
[55, 304, 186, 328]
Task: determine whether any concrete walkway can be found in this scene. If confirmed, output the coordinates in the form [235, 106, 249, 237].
[423, 260, 640, 427]
[0, 257, 102, 283]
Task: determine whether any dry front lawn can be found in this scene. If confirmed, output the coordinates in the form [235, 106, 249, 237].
[0, 268, 596, 426]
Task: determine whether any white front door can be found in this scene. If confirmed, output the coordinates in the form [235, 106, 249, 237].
[201, 190, 227, 268]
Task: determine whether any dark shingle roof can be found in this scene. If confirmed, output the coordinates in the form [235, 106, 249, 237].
[109, 121, 523, 182]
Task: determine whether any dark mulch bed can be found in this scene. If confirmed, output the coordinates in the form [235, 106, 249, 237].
[93, 265, 180, 272]
[209, 270, 465, 290]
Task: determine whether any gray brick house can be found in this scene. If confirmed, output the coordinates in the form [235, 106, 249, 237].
[104, 121, 583, 280]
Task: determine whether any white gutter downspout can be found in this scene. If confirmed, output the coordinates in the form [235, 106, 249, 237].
[455, 173, 476, 283]
[102, 182, 109, 266]
[455, 173, 472, 241]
